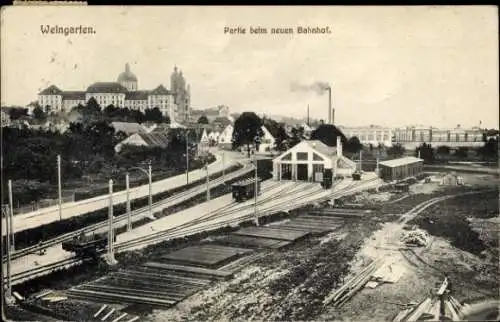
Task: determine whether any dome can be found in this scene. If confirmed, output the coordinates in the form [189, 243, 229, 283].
[117, 63, 137, 82]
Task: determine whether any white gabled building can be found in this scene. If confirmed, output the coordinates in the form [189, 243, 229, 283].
[218, 124, 234, 149]
[272, 137, 357, 182]
[198, 128, 210, 156]
[258, 125, 276, 153]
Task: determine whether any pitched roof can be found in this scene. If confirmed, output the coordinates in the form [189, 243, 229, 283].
[87, 82, 128, 93]
[304, 140, 336, 158]
[125, 90, 149, 100]
[112, 122, 146, 134]
[379, 156, 424, 168]
[62, 91, 86, 100]
[137, 132, 170, 148]
[150, 85, 170, 95]
[39, 85, 64, 95]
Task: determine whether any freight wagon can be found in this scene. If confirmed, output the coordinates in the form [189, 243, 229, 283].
[232, 178, 261, 202]
[62, 232, 115, 258]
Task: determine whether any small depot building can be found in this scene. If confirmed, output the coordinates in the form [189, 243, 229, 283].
[272, 138, 357, 182]
[378, 156, 424, 182]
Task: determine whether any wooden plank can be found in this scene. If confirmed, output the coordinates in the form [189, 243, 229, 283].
[101, 308, 115, 321]
[93, 304, 108, 318]
[144, 262, 232, 278]
[111, 313, 128, 322]
[80, 284, 189, 300]
[116, 270, 210, 286]
[67, 289, 176, 306]
[233, 227, 310, 241]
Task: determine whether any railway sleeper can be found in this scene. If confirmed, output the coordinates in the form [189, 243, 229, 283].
[97, 279, 200, 295]
[285, 220, 343, 229]
[116, 269, 211, 285]
[108, 273, 209, 288]
[65, 289, 176, 307]
[76, 284, 187, 301]
[79, 282, 192, 296]
[144, 262, 233, 279]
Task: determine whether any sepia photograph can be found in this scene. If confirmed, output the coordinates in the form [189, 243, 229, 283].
[1, 5, 499, 322]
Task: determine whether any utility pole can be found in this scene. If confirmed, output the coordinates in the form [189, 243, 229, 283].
[57, 155, 62, 221]
[126, 173, 131, 232]
[148, 163, 153, 218]
[222, 151, 225, 180]
[4, 194, 13, 304]
[8, 180, 14, 251]
[359, 150, 363, 172]
[107, 179, 117, 266]
[254, 156, 259, 226]
[186, 130, 189, 184]
[205, 163, 210, 201]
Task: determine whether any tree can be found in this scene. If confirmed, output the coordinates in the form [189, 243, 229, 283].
[8, 108, 28, 120]
[456, 147, 469, 159]
[416, 143, 434, 163]
[289, 126, 304, 148]
[197, 115, 209, 124]
[262, 117, 289, 151]
[144, 107, 164, 124]
[478, 137, 498, 160]
[436, 145, 451, 156]
[345, 136, 363, 154]
[310, 124, 347, 147]
[33, 106, 46, 120]
[386, 143, 406, 158]
[232, 112, 264, 157]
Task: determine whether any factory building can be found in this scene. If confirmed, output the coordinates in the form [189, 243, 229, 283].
[378, 156, 424, 182]
[272, 137, 357, 182]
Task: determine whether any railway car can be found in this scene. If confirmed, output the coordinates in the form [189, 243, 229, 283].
[232, 178, 261, 202]
[62, 232, 115, 258]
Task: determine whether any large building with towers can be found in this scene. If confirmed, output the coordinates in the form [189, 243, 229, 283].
[37, 64, 192, 122]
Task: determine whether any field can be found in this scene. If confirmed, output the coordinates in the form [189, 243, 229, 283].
[142, 181, 499, 322]
[9, 173, 499, 321]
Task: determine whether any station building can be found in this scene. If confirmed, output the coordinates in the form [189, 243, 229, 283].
[272, 137, 357, 182]
[378, 156, 424, 182]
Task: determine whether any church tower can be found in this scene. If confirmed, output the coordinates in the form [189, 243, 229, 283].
[117, 63, 138, 91]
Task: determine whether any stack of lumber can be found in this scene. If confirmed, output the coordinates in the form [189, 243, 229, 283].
[392, 296, 464, 321]
[323, 258, 384, 308]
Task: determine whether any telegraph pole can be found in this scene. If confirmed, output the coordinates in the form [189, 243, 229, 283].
[126, 173, 131, 232]
[107, 179, 117, 265]
[186, 130, 189, 184]
[57, 155, 62, 221]
[254, 156, 259, 226]
[5, 198, 12, 301]
[148, 163, 153, 218]
[359, 150, 363, 172]
[8, 180, 14, 251]
[222, 151, 225, 180]
[205, 163, 210, 201]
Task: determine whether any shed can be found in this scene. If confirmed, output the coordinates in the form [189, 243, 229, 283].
[272, 137, 356, 182]
[378, 156, 424, 182]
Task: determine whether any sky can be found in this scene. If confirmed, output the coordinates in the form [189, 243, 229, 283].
[1, 6, 498, 128]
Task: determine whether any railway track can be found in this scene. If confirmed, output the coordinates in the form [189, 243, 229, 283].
[5, 164, 253, 262]
[7, 177, 380, 285]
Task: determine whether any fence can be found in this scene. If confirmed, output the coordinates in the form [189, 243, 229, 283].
[3, 193, 75, 216]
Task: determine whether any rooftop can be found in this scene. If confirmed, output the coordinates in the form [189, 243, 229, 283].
[304, 140, 337, 157]
[87, 82, 128, 94]
[112, 122, 146, 134]
[39, 85, 64, 95]
[379, 156, 424, 168]
[137, 132, 170, 148]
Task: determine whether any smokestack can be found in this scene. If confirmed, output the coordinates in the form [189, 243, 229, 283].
[327, 87, 332, 125]
[307, 105, 310, 126]
[336, 136, 343, 157]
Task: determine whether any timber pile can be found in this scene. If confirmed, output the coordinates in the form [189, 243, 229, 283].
[323, 258, 385, 308]
[392, 295, 464, 321]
